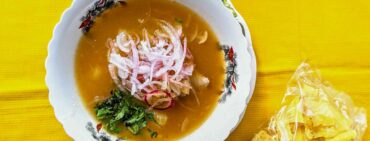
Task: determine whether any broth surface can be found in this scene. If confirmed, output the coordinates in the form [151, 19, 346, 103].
[75, 0, 225, 140]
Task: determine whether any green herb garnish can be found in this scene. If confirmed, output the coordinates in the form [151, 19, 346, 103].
[147, 129, 158, 138]
[95, 89, 157, 135]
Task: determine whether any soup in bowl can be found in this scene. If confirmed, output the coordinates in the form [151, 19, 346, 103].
[46, 0, 256, 140]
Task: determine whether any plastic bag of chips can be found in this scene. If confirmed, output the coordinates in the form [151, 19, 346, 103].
[252, 63, 367, 141]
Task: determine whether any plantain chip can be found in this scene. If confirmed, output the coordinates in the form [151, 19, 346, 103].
[252, 63, 367, 141]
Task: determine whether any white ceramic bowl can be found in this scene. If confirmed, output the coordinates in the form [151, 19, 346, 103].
[46, 0, 256, 140]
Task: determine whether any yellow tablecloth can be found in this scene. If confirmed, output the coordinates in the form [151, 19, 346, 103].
[0, 0, 369, 140]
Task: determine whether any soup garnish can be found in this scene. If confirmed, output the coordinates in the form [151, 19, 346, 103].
[107, 20, 205, 109]
[95, 89, 158, 136]
[101, 20, 211, 136]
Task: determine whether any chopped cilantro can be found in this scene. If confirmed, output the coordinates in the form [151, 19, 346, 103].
[95, 89, 157, 136]
[148, 129, 158, 138]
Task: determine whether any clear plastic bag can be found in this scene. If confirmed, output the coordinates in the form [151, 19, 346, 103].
[252, 62, 367, 141]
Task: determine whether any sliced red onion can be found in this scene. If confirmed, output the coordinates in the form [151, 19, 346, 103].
[116, 32, 131, 53]
[107, 21, 195, 101]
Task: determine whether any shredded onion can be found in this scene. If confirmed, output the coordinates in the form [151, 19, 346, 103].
[108, 20, 194, 101]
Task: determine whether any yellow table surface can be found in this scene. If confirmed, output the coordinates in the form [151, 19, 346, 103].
[0, 0, 369, 140]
